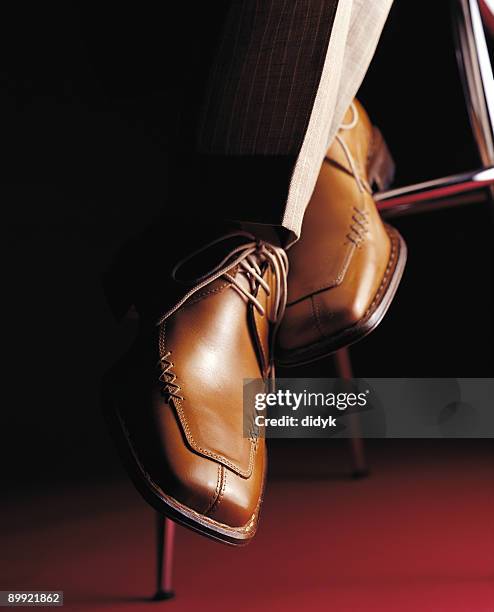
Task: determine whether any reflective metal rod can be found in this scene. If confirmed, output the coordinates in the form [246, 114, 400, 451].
[376, 166, 494, 216]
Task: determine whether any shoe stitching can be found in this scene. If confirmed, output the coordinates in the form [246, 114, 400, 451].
[158, 322, 256, 478]
[286, 245, 354, 306]
[170, 396, 256, 479]
[207, 465, 227, 518]
[117, 412, 260, 535]
[363, 226, 398, 318]
[186, 281, 232, 307]
[203, 464, 223, 516]
[345, 188, 369, 249]
[310, 295, 327, 341]
[158, 321, 256, 478]
[283, 226, 401, 357]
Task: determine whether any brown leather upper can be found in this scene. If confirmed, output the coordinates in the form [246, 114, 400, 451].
[110, 255, 279, 533]
[278, 100, 392, 352]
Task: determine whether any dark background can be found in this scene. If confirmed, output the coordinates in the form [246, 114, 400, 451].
[1, 1, 493, 491]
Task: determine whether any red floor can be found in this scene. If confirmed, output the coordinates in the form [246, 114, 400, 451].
[2, 443, 493, 612]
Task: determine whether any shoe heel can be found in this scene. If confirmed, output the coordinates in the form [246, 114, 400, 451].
[367, 126, 395, 192]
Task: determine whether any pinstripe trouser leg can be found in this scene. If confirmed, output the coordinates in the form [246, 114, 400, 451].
[176, 0, 393, 244]
[285, 0, 394, 241]
[105, 1, 394, 316]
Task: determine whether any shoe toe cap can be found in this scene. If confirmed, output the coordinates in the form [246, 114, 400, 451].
[126, 393, 265, 531]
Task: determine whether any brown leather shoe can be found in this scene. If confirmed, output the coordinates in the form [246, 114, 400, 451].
[102, 234, 287, 545]
[276, 100, 407, 366]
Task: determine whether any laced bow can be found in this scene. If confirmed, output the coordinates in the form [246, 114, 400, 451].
[156, 232, 288, 381]
[332, 102, 372, 195]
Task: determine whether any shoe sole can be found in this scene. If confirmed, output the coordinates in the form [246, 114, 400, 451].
[101, 384, 265, 546]
[276, 223, 407, 367]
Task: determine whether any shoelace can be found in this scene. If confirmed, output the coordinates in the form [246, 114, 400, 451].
[333, 102, 372, 195]
[156, 232, 288, 394]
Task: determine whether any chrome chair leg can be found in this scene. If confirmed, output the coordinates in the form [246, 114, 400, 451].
[153, 514, 176, 601]
[375, 0, 494, 219]
[334, 348, 369, 478]
[376, 166, 494, 218]
[453, 0, 494, 170]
